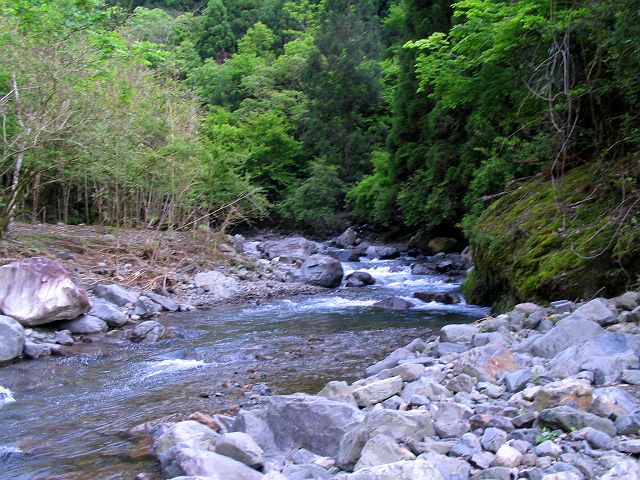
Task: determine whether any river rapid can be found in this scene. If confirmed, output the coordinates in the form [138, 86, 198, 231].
[0, 255, 489, 480]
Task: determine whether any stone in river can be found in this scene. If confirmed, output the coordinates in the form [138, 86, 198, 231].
[0, 257, 90, 326]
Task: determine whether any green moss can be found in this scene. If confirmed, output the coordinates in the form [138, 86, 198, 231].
[464, 163, 640, 309]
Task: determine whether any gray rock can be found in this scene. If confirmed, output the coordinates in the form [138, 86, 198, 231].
[146, 292, 180, 312]
[158, 447, 262, 480]
[473, 332, 508, 347]
[127, 320, 174, 343]
[336, 460, 420, 480]
[94, 283, 138, 307]
[546, 333, 638, 384]
[458, 343, 523, 382]
[450, 433, 482, 460]
[23, 340, 52, 359]
[372, 297, 414, 310]
[530, 314, 604, 358]
[317, 381, 358, 408]
[366, 246, 399, 260]
[337, 409, 435, 470]
[153, 421, 219, 456]
[614, 291, 640, 311]
[353, 376, 404, 407]
[89, 299, 128, 326]
[353, 434, 415, 471]
[535, 440, 562, 457]
[283, 463, 332, 479]
[493, 444, 523, 468]
[300, 254, 344, 288]
[532, 378, 593, 412]
[481, 428, 508, 453]
[504, 369, 533, 392]
[575, 298, 617, 325]
[365, 348, 413, 376]
[630, 305, 640, 323]
[134, 296, 163, 319]
[233, 394, 364, 458]
[615, 409, 640, 435]
[401, 377, 453, 405]
[335, 227, 358, 248]
[601, 459, 640, 480]
[0, 315, 25, 362]
[259, 237, 319, 261]
[478, 382, 507, 399]
[440, 324, 479, 344]
[590, 385, 639, 418]
[215, 432, 264, 468]
[345, 272, 375, 287]
[471, 467, 516, 480]
[540, 473, 581, 480]
[549, 300, 575, 315]
[0, 257, 90, 326]
[621, 369, 640, 385]
[537, 406, 616, 436]
[569, 427, 613, 450]
[471, 451, 495, 469]
[57, 314, 108, 334]
[193, 271, 240, 299]
[446, 373, 477, 394]
[434, 342, 467, 356]
[616, 439, 640, 454]
[524, 309, 545, 330]
[469, 414, 514, 432]
[416, 451, 471, 479]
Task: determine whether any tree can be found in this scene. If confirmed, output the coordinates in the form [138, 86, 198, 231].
[196, 0, 234, 61]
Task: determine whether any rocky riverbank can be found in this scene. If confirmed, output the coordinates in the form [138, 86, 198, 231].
[139, 293, 640, 480]
[0, 225, 470, 365]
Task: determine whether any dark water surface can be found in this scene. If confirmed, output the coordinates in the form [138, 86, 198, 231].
[0, 257, 489, 480]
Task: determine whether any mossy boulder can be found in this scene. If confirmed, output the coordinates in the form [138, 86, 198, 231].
[463, 163, 640, 310]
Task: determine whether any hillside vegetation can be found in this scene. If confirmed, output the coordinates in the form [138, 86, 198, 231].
[0, 0, 638, 303]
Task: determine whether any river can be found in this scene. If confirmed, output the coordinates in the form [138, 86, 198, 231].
[0, 255, 489, 479]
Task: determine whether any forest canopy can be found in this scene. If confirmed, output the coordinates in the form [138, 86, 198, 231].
[0, 0, 638, 240]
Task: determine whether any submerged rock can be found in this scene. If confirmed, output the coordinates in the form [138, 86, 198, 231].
[373, 297, 414, 310]
[127, 320, 174, 344]
[0, 257, 90, 326]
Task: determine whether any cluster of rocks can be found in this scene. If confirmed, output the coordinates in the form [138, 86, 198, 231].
[0, 257, 195, 364]
[147, 292, 640, 480]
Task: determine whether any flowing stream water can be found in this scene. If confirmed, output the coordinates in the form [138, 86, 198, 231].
[0, 255, 489, 480]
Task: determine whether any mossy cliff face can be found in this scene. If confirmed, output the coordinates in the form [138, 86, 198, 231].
[463, 163, 640, 310]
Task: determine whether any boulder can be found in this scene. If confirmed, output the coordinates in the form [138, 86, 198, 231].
[134, 296, 163, 319]
[193, 271, 239, 299]
[345, 271, 375, 288]
[413, 292, 461, 305]
[232, 394, 364, 457]
[407, 229, 432, 252]
[493, 444, 523, 468]
[546, 332, 639, 384]
[569, 427, 613, 450]
[259, 237, 319, 261]
[317, 381, 358, 408]
[158, 447, 263, 480]
[300, 254, 344, 288]
[146, 292, 180, 312]
[481, 428, 507, 453]
[411, 263, 434, 275]
[440, 324, 479, 344]
[57, 314, 108, 334]
[335, 227, 358, 248]
[127, 320, 174, 344]
[89, 299, 128, 327]
[215, 432, 264, 468]
[0, 257, 90, 326]
[365, 246, 400, 260]
[365, 348, 414, 376]
[529, 314, 604, 358]
[601, 460, 640, 480]
[352, 376, 404, 407]
[532, 378, 593, 411]
[0, 315, 25, 362]
[538, 406, 617, 435]
[400, 377, 453, 405]
[457, 343, 523, 382]
[337, 409, 435, 470]
[153, 421, 219, 456]
[614, 291, 640, 311]
[353, 434, 415, 471]
[94, 284, 138, 307]
[373, 297, 414, 310]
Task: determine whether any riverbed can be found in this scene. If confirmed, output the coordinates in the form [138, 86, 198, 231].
[0, 256, 489, 480]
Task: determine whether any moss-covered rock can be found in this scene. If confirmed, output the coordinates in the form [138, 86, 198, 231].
[463, 163, 640, 310]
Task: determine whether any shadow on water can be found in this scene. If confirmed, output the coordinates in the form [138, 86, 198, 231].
[0, 258, 489, 480]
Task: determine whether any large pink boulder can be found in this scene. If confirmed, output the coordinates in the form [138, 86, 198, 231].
[0, 257, 90, 326]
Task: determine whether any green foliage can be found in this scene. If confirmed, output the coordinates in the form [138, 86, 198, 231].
[347, 150, 396, 226]
[280, 158, 344, 229]
[196, 0, 234, 60]
[535, 427, 558, 445]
